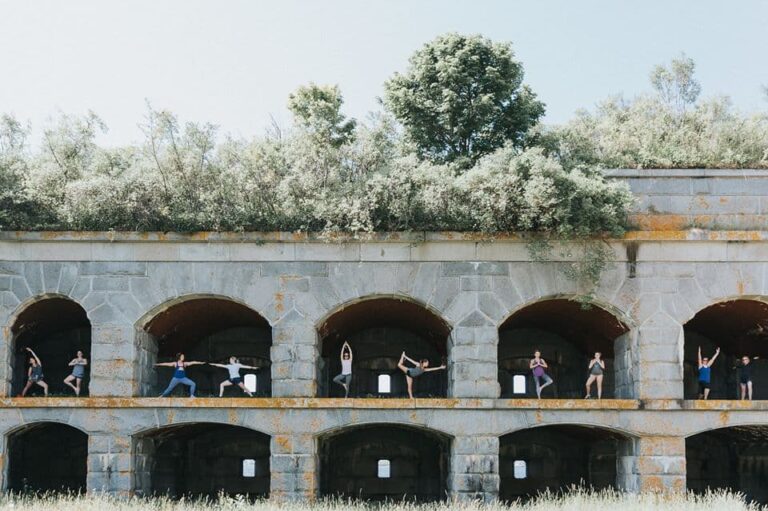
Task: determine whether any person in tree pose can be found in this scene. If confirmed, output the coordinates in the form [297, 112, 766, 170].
[21, 347, 48, 397]
[156, 353, 204, 397]
[397, 351, 446, 399]
[210, 356, 259, 397]
[736, 355, 757, 400]
[63, 350, 88, 396]
[697, 346, 720, 400]
[530, 349, 554, 399]
[332, 341, 353, 398]
[585, 352, 606, 399]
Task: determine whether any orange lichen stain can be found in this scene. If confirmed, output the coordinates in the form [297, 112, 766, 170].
[274, 293, 284, 314]
[309, 417, 322, 431]
[228, 409, 238, 424]
[534, 410, 543, 423]
[737, 281, 745, 294]
[719, 197, 729, 204]
[719, 410, 730, 426]
[275, 435, 292, 453]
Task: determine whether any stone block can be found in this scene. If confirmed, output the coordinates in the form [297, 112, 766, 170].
[262, 262, 328, 277]
[442, 262, 509, 276]
[80, 262, 147, 276]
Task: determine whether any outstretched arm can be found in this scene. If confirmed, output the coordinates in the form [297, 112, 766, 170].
[26, 348, 41, 366]
[240, 364, 260, 370]
[425, 364, 447, 372]
[698, 346, 702, 367]
[184, 361, 205, 367]
[709, 348, 721, 366]
[209, 363, 227, 369]
[154, 362, 176, 367]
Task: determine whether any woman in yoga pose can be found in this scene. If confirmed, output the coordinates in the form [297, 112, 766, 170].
[156, 353, 204, 397]
[210, 356, 259, 397]
[21, 347, 48, 397]
[332, 341, 353, 398]
[585, 352, 606, 399]
[397, 351, 446, 399]
[530, 349, 554, 398]
[64, 350, 88, 396]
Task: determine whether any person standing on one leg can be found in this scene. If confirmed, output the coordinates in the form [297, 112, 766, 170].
[737, 355, 756, 400]
[156, 353, 204, 397]
[64, 350, 88, 396]
[697, 346, 720, 400]
[21, 347, 48, 397]
[530, 350, 554, 399]
[332, 341, 353, 398]
[585, 352, 605, 399]
[210, 357, 258, 397]
[397, 351, 446, 399]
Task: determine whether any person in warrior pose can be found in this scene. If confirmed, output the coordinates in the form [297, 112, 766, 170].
[697, 346, 720, 400]
[210, 356, 259, 397]
[397, 351, 446, 399]
[332, 341, 353, 398]
[530, 349, 554, 399]
[585, 352, 606, 399]
[21, 347, 48, 397]
[156, 353, 204, 397]
[64, 350, 88, 396]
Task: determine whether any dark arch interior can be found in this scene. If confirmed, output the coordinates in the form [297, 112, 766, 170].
[687, 426, 768, 503]
[319, 424, 449, 501]
[8, 422, 87, 493]
[318, 298, 450, 398]
[684, 300, 768, 399]
[139, 298, 271, 397]
[500, 425, 625, 502]
[11, 297, 91, 397]
[498, 300, 630, 399]
[134, 423, 270, 499]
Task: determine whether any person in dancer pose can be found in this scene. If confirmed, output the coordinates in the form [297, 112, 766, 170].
[332, 341, 353, 398]
[21, 347, 48, 397]
[64, 350, 88, 396]
[585, 352, 606, 399]
[397, 351, 446, 399]
[210, 356, 259, 397]
[530, 349, 554, 398]
[156, 353, 204, 397]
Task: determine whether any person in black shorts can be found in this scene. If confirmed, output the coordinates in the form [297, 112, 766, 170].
[397, 351, 446, 399]
[736, 355, 756, 400]
[21, 347, 48, 397]
[697, 346, 720, 400]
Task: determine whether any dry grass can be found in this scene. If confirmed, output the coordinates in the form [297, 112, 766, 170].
[0, 489, 762, 511]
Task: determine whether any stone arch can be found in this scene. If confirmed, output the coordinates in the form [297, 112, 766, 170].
[682, 298, 768, 400]
[499, 423, 636, 501]
[497, 296, 633, 399]
[5, 421, 88, 493]
[132, 422, 271, 498]
[135, 294, 272, 397]
[686, 425, 768, 504]
[318, 422, 452, 501]
[6, 294, 91, 397]
[316, 295, 452, 398]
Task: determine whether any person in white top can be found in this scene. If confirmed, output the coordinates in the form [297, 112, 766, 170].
[332, 341, 353, 398]
[210, 356, 259, 397]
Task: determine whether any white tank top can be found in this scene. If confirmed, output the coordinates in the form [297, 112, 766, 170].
[341, 359, 352, 375]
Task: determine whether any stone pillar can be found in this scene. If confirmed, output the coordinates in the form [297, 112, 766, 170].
[87, 433, 132, 495]
[270, 433, 317, 501]
[636, 312, 684, 400]
[89, 325, 136, 397]
[617, 436, 686, 493]
[450, 313, 500, 399]
[271, 311, 317, 397]
[614, 330, 639, 398]
[135, 330, 157, 397]
[448, 435, 499, 502]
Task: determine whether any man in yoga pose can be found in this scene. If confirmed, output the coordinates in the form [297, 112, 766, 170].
[530, 349, 554, 398]
[397, 351, 446, 399]
[697, 346, 720, 400]
[210, 356, 259, 397]
[585, 352, 606, 399]
[64, 350, 88, 396]
[156, 353, 204, 397]
[21, 347, 48, 397]
[332, 341, 353, 398]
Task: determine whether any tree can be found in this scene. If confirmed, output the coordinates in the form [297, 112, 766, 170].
[649, 53, 701, 112]
[287, 83, 356, 148]
[384, 33, 544, 167]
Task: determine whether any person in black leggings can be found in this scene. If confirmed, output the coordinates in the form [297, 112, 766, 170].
[737, 355, 756, 400]
[397, 351, 446, 399]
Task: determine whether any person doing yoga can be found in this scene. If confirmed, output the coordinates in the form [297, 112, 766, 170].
[530, 349, 554, 398]
[397, 351, 446, 399]
[697, 346, 720, 400]
[332, 341, 353, 398]
[156, 353, 204, 397]
[21, 347, 48, 397]
[64, 350, 88, 396]
[210, 356, 259, 397]
[585, 352, 606, 399]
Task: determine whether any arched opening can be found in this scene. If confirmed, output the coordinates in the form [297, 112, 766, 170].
[137, 297, 271, 397]
[133, 423, 270, 499]
[319, 424, 449, 501]
[7, 422, 87, 493]
[683, 300, 768, 400]
[10, 297, 91, 397]
[318, 298, 450, 398]
[498, 299, 631, 399]
[687, 426, 768, 504]
[500, 425, 626, 502]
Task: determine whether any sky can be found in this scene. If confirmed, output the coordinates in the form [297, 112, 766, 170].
[1, 0, 767, 145]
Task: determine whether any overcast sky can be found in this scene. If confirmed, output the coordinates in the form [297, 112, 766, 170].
[1, 0, 767, 145]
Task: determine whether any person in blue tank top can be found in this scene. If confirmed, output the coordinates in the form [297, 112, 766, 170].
[155, 353, 204, 397]
[697, 345, 720, 399]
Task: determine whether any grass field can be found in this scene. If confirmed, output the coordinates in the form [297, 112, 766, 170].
[0, 490, 762, 511]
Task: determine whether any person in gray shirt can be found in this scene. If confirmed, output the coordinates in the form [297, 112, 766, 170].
[210, 356, 259, 397]
[64, 350, 88, 396]
[397, 351, 446, 399]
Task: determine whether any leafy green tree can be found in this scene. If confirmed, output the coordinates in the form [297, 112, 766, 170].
[384, 33, 544, 166]
[649, 53, 701, 112]
[287, 83, 356, 148]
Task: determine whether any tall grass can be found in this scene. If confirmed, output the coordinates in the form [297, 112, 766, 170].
[0, 489, 762, 511]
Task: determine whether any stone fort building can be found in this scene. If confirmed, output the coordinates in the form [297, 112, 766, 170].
[1, 169, 767, 502]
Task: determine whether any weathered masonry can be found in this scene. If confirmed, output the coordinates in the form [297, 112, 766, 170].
[1, 169, 768, 502]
